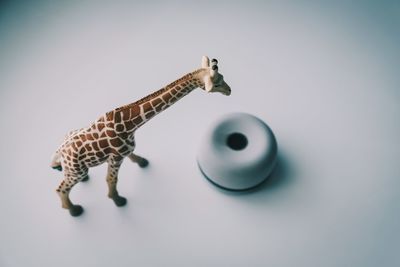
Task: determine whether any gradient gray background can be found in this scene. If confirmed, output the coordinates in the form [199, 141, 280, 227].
[0, 1, 399, 266]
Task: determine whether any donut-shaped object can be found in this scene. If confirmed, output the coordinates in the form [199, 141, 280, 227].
[197, 113, 278, 191]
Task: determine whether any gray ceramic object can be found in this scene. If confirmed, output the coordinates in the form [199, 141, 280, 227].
[197, 113, 278, 191]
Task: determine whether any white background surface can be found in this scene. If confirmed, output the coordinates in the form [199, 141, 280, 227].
[0, 1, 399, 266]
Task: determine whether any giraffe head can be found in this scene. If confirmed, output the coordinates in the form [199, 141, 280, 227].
[200, 56, 231, 96]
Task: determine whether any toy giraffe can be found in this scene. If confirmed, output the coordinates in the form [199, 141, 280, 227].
[51, 56, 231, 216]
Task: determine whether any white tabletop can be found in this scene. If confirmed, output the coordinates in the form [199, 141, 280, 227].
[0, 1, 399, 267]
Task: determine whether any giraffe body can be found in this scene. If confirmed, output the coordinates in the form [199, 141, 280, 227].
[51, 56, 231, 216]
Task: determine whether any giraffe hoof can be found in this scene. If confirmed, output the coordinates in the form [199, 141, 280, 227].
[52, 165, 62, 171]
[69, 205, 84, 217]
[113, 196, 127, 207]
[138, 159, 149, 168]
[81, 175, 89, 182]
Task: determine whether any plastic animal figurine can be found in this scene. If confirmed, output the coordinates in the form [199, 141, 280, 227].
[51, 56, 231, 216]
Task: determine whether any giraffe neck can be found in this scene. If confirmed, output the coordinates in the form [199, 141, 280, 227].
[107, 69, 205, 134]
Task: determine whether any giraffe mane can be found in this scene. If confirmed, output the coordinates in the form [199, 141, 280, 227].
[112, 69, 203, 114]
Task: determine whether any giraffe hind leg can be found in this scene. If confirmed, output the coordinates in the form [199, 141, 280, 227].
[56, 172, 86, 216]
[69, 204, 84, 217]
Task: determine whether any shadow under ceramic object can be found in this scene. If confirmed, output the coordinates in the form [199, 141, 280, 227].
[197, 113, 278, 191]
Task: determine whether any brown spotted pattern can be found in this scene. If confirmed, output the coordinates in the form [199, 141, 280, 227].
[52, 69, 205, 214]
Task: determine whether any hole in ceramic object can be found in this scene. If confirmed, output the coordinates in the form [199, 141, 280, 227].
[226, 132, 248, 151]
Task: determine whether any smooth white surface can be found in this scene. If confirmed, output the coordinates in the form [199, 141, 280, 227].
[0, 1, 399, 267]
[197, 113, 278, 190]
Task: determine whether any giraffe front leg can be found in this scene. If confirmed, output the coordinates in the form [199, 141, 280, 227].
[106, 160, 127, 207]
[128, 153, 149, 168]
[56, 173, 84, 216]
[81, 174, 89, 182]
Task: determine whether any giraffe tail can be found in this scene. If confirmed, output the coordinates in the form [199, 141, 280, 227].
[51, 128, 84, 172]
[50, 150, 62, 172]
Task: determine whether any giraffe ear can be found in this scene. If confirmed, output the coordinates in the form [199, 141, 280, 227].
[204, 75, 213, 92]
[202, 56, 210, 68]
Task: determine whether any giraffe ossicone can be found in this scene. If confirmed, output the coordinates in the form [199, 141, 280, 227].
[51, 56, 231, 216]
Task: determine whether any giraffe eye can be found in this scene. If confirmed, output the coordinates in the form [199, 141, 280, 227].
[214, 81, 222, 87]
